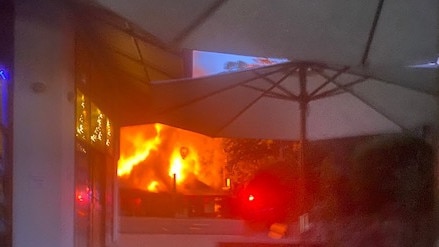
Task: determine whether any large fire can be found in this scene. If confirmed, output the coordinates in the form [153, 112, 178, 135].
[118, 124, 226, 194]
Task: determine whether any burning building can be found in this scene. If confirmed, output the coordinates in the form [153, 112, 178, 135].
[117, 123, 299, 220]
[118, 123, 229, 194]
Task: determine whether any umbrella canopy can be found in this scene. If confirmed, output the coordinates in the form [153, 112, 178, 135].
[145, 60, 438, 216]
[147, 61, 438, 141]
[74, 1, 439, 132]
[89, 0, 438, 88]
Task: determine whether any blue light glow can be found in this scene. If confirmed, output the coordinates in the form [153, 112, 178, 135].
[0, 70, 6, 80]
[0, 67, 9, 126]
[0, 66, 9, 80]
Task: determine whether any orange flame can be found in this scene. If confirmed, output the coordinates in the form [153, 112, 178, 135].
[117, 124, 162, 176]
[118, 123, 226, 193]
[168, 146, 200, 184]
[147, 181, 160, 192]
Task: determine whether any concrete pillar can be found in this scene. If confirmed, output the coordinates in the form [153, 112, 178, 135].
[13, 0, 75, 246]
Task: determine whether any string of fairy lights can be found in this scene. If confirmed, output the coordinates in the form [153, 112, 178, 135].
[76, 91, 112, 149]
[106, 118, 112, 147]
[90, 110, 104, 143]
[76, 93, 87, 140]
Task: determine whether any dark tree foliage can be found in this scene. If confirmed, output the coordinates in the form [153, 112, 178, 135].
[223, 57, 280, 73]
[351, 134, 435, 215]
[307, 135, 436, 246]
[222, 138, 300, 187]
[223, 138, 300, 166]
[222, 138, 304, 222]
[224, 60, 249, 72]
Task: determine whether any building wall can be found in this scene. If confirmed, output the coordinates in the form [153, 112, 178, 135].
[13, 0, 74, 247]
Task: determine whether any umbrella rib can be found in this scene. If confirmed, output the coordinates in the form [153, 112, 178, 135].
[246, 66, 300, 100]
[310, 73, 369, 100]
[155, 64, 292, 115]
[361, 0, 385, 65]
[311, 67, 438, 98]
[214, 67, 298, 135]
[305, 62, 436, 97]
[241, 84, 298, 100]
[308, 66, 350, 97]
[172, 0, 229, 46]
[324, 66, 438, 97]
[308, 65, 435, 131]
[313, 78, 369, 100]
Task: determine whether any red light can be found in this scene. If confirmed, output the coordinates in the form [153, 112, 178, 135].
[76, 186, 91, 204]
[237, 171, 294, 224]
[77, 194, 84, 202]
[248, 194, 255, 201]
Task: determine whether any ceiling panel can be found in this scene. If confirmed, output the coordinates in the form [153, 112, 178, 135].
[90, 21, 140, 60]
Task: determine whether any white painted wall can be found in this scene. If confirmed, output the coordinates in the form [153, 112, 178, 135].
[113, 217, 304, 247]
[13, 0, 75, 246]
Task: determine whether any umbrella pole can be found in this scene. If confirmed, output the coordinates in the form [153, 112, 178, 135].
[298, 65, 308, 216]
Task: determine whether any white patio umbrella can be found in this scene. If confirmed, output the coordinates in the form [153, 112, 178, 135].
[82, 0, 438, 214]
[91, 0, 438, 88]
[145, 61, 438, 213]
[81, 0, 439, 133]
[147, 61, 437, 142]
[146, 61, 437, 197]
